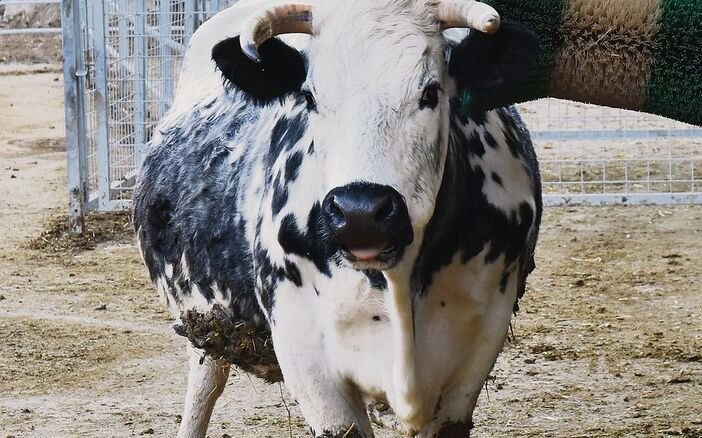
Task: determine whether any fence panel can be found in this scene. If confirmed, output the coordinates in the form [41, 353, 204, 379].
[519, 99, 702, 205]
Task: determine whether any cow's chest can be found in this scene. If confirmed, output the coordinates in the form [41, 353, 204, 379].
[269, 247, 517, 412]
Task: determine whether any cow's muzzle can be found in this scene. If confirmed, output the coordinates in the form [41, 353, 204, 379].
[322, 183, 413, 268]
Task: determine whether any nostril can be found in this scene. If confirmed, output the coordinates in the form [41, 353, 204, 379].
[329, 196, 343, 218]
[326, 195, 346, 226]
[374, 196, 395, 222]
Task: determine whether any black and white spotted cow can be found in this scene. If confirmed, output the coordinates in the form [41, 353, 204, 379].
[133, 0, 542, 437]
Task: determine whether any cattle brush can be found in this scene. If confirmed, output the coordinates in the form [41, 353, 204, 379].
[461, 0, 702, 126]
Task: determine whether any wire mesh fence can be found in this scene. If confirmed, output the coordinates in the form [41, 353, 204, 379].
[61, 0, 702, 231]
[520, 100, 702, 205]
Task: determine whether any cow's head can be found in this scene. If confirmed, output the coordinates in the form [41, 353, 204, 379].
[212, 0, 537, 271]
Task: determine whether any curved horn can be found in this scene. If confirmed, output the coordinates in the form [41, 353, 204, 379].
[240, 4, 314, 63]
[437, 0, 500, 34]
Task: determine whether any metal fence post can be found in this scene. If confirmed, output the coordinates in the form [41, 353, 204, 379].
[159, 0, 173, 115]
[184, 0, 196, 43]
[61, 0, 85, 234]
[92, 0, 111, 210]
[117, 0, 129, 73]
[134, 0, 147, 168]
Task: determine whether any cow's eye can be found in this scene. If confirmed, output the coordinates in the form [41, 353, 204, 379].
[419, 83, 441, 110]
[302, 90, 317, 111]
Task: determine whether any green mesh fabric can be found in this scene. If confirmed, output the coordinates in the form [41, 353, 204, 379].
[645, 0, 702, 125]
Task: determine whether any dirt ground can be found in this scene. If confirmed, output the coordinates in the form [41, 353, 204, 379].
[0, 4, 62, 65]
[1, 63, 701, 437]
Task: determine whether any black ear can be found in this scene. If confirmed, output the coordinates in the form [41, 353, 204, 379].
[448, 21, 539, 110]
[212, 36, 306, 104]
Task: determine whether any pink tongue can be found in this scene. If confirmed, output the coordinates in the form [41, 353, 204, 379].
[349, 247, 384, 261]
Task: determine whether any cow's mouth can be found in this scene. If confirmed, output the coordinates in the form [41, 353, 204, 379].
[339, 244, 401, 269]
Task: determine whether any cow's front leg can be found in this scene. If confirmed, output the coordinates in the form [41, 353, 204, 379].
[177, 344, 230, 438]
[270, 287, 374, 438]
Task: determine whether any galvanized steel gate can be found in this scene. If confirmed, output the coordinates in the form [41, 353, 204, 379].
[60, 0, 702, 233]
[61, 0, 238, 232]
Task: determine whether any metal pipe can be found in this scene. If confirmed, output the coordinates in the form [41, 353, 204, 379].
[60, 0, 84, 234]
[133, 0, 147, 169]
[159, 0, 173, 115]
[0, 0, 60, 4]
[91, 0, 111, 210]
[0, 28, 61, 35]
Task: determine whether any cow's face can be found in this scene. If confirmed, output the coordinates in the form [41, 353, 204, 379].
[212, 1, 536, 270]
[301, 2, 448, 269]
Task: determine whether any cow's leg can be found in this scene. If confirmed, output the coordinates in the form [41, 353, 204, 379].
[278, 358, 373, 438]
[414, 266, 520, 438]
[269, 289, 374, 438]
[177, 344, 230, 438]
[273, 333, 374, 437]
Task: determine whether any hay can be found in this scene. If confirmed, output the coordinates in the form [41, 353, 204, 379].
[176, 304, 282, 383]
[28, 211, 134, 254]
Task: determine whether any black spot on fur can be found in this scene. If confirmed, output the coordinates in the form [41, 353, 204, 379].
[143, 196, 175, 261]
[270, 112, 307, 160]
[284, 259, 303, 287]
[255, 243, 286, 313]
[285, 151, 304, 182]
[497, 110, 522, 158]
[484, 202, 534, 265]
[363, 269, 387, 290]
[271, 180, 288, 217]
[467, 131, 486, 157]
[491, 172, 503, 187]
[484, 131, 498, 149]
[499, 270, 510, 293]
[212, 36, 306, 104]
[278, 204, 332, 277]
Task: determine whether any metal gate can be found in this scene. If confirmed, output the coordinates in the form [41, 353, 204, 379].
[61, 0, 702, 232]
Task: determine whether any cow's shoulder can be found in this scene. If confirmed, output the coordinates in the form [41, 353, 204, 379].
[413, 103, 541, 303]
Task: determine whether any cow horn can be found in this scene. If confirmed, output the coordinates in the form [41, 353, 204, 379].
[437, 0, 500, 33]
[240, 4, 314, 63]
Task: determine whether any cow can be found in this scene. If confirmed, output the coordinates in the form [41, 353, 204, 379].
[133, 0, 542, 437]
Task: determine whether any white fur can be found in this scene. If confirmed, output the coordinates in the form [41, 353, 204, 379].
[178, 345, 231, 438]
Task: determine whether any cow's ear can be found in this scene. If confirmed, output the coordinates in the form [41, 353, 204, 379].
[212, 36, 306, 104]
[448, 21, 539, 108]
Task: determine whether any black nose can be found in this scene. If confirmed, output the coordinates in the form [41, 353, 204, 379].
[322, 183, 413, 261]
